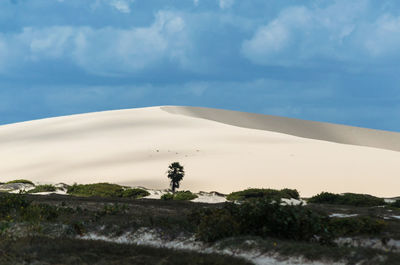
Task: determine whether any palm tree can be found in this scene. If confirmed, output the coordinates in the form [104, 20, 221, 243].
[167, 162, 185, 193]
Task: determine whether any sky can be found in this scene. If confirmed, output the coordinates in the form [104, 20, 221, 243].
[1, 0, 400, 131]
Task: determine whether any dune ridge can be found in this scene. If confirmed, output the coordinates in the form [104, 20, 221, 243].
[162, 106, 400, 152]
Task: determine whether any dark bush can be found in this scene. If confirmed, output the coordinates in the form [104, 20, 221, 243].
[67, 183, 124, 197]
[28, 184, 57, 193]
[21, 203, 59, 222]
[173, 191, 198, 201]
[308, 192, 385, 207]
[0, 194, 30, 218]
[227, 188, 300, 201]
[390, 200, 400, 208]
[193, 198, 332, 243]
[6, 179, 34, 185]
[161, 193, 174, 201]
[196, 208, 239, 242]
[329, 216, 386, 236]
[122, 188, 150, 199]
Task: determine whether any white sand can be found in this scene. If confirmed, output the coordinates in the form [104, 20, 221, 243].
[0, 106, 399, 197]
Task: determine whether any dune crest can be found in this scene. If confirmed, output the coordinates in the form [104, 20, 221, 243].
[161, 106, 400, 152]
[0, 106, 399, 197]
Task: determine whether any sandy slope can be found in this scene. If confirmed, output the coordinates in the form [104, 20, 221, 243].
[0, 106, 399, 197]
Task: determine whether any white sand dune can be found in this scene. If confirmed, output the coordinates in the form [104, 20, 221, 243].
[0, 106, 399, 197]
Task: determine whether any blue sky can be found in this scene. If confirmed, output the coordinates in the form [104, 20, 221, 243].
[1, 0, 400, 131]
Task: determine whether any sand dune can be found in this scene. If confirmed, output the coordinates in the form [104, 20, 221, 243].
[0, 106, 399, 197]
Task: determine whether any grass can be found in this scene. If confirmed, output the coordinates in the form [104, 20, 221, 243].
[27, 184, 57, 193]
[5, 179, 34, 186]
[226, 188, 300, 201]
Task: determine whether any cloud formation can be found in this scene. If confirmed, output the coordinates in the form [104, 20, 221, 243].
[0, 11, 188, 75]
[242, 0, 400, 66]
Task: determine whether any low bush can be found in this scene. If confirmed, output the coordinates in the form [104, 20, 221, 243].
[27, 184, 57, 194]
[21, 203, 59, 222]
[390, 200, 400, 208]
[173, 191, 198, 201]
[0, 194, 30, 218]
[308, 192, 385, 207]
[67, 183, 124, 197]
[122, 188, 150, 199]
[192, 198, 332, 243]
[160, 191, 197, 201]
[196, 208, 239, 242]
[67, 183, 150, 199]
[227, 188, 300, 201]
[328, 216, 386, 236]
[6, 179, 34, 185]
[161, 193, 174, 201]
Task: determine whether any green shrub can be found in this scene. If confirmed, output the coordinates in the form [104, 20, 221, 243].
[173, 191, 198, 201]
[161, 193, 174, 200]
[27, 184, 57, 193]
[6, 179, 34, 185]
[196, 208, 239, 242]
[390, 200, 400, 208]
[122, 188, 150, 198]
[67, 183, 124, 197]
[193, 198, 332, 243]
[328, 217, 386, 236]
[308, 192, 385, 206]
[227, 188, 300, 201]
[21, 203, 59, 222]
[0, 194, 30, 218]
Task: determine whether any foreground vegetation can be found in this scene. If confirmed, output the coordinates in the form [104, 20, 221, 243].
[1, 181, 400, 264]
[0, 236, 251, 265]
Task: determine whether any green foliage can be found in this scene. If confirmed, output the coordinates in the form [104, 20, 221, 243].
[308, 192, 385, 206]
[0, 194, 58, 223]
[67, 183, 150, 199]
[160, 191, 197, 201]
[173, 191, 198, 201]
[161, 193, 174, 201]
[101, 203, 129, 215]
[21, 203, 59, 222]
[27, 184, 57, 194]
[6, 179, 34, 185]
[195, 208, 239, 242]
[0, 194, 30, 218]
[121, 188, 150, 198]
[193, 198, 332, 243]
[67, 183, 124, 197]
[328, 216, 386, 236]
[390, 200, 400, 208]
[227, 188, 300, 201]
[167, 162, 185, 193]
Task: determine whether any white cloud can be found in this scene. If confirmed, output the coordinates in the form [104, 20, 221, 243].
[241, 0, 400, 66]
[193, 0, 199, 7]
[110, 0, 133, 14]
[0, 11, 189, 75]
[218, 0, 234, 10]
